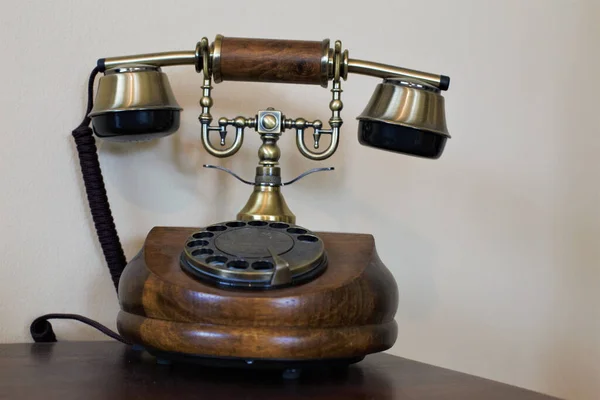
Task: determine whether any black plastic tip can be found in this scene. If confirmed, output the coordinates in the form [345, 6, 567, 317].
[30, 318, 57, 343]
[439, 75, 450, 91]
[97, 58, 106, 73]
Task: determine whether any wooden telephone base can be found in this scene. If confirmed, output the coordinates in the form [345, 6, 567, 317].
[117, 227, 399, 366]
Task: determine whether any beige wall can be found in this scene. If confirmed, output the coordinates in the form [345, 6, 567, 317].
[1, 0, 599, 398]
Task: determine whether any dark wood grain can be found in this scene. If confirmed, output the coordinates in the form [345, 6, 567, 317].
[117, 228, 399, 360]
[217, 36, 327, 85]
[0, 342, 559, 400]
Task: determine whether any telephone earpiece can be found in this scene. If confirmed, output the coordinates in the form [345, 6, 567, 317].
[357, 78, 449, 159]
[88, 65, 181, 142]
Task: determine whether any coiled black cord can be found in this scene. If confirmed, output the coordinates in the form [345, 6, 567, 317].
[72, 67, 128, 291]
[30, 67, 129, 344]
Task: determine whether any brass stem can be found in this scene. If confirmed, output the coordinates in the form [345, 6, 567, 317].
[101, 51, 196, 70]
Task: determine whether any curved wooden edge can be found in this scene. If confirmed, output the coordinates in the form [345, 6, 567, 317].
[117, 228, 399, 359]
[118, 311, 398, 360]
[118, 228, 399, 329]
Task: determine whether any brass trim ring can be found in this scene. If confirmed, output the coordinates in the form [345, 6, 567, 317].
[212, 34, 224, 83]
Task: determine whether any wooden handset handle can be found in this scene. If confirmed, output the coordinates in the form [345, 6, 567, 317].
[212, 36, 331, 87]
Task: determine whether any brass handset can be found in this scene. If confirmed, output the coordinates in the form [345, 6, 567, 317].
[88, 34, 451, 222]
[97, 37, 450, 89]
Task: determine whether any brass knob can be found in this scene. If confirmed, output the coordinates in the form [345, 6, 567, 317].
[261, 114, 278, 130]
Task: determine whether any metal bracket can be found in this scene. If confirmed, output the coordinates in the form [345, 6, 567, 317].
[202, 165, 254, 185]
[282, 167, 334, 186]
[268, 248, 292, 286]
[203, 165, 334, 187]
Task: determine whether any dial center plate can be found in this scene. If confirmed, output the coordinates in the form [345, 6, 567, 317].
[215, 227, 294, 258]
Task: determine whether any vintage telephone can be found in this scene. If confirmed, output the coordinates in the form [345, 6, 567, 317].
[33, 35, 451, 374]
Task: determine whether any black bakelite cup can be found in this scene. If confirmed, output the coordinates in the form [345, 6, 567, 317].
[358, 120, 447, 159]
[91, 109, 180, 142]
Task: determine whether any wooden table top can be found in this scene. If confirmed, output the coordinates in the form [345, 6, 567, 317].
[0, 341, 558, 399]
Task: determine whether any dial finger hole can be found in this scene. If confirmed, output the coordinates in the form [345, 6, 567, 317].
[192, 248, 213, 257]
[227, 260, 249, 270]
[193, 232, 214, 239]
[187, 240, 209, 248]
[252, 261, 274, 270]
[248, 220, 268, 227]
[298, 235, 319, 243]
[207, 225, 227, 232]
[226, 221, 246, 228]
[287, 228, 307, 235]
[206, 255, 228, 266]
